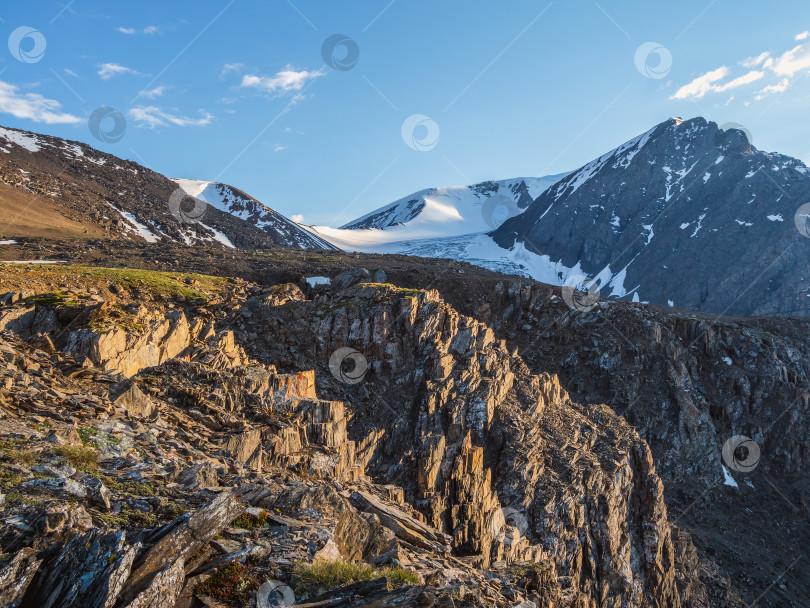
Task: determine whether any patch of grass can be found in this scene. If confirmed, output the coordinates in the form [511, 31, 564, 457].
[52, 445, 98, 471]
[2, 449, 36, 467]
[0, 439, 38, 467]
[356, 283, 422, 296]
[100, 476, 156, 497]
[196, 562, 261, 606]
[2, 265, 229, 303]
[24, 290, 89, 308]
[292, 559, 419, 598]
[97, 505, 159, 529]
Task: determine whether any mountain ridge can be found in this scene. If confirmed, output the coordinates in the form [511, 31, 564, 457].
[493, 116, 810, 315]
[0, 123, 335, 251]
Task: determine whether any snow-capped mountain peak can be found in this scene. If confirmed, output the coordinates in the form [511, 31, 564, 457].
[172, 179, 336, 250]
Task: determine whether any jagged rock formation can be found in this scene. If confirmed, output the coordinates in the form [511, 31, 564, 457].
[0, 265, 724, 607]
[456, 274, 810, 606]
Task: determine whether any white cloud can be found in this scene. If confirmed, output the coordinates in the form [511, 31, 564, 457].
[273, 144, 286, 152]
[770, 42, 810, 76]
[755, 78, 791, 100]
[671, 67, 729, 100]
[221, 63, 244, 76]
[290, 214, 305, 223]
[714, 70, 765, 91]
[674, 35, 810, 104]
[139, 86, 166, 99]
[143, 26, 158, 35]
[64, 68, 78, 78]
[240, 67, 325, 95]
[117, 27, 136, 34]
[129, 106, 213, 128]
[98, 62, 146, 80]
[0, 80, 81, 124]
[741, 52, 770, 68]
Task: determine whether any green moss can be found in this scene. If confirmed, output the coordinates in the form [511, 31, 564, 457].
[292, 559, 419, 598]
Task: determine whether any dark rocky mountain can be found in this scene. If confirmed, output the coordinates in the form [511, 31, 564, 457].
[0, 124, 335, 251]
[493, 117, 810, 316]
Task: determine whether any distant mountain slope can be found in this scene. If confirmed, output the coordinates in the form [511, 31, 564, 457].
[173, 179, 335, 250]
[493, 117, 810, 315]
[0, 124, 334, 251]
[313, 174, 567, 250]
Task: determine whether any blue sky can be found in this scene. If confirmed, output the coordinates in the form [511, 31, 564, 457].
[1, 1, 810, 225]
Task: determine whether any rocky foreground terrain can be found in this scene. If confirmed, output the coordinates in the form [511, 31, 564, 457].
[0, 259, 728, 608]
[0, 240, 806, 606]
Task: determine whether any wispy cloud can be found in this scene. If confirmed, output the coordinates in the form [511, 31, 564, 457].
[129, 106, 213, 128]
[755, 78, 791, 100]
[98, 62, 147, 80]
[221, 63, 244, 76]
[240, 67, 325, 95]
[143, 25, 159, 35]
[0, 80, 81, 124]
[671, 67, 729, 100]
[138, 86, 166, 99]
[116, 27, 136, 35]
[741, 52, 771, 68]
[673, 36, 810, 102]
[770, 42, 810, 76]
[64, 68, 79, 78]
[274, 144, 286, 152]
[714, 70, 765, 91]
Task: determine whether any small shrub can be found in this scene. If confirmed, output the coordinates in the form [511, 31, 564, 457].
[292, 559, 418, 598]
[52, 445, 98, 471]
[196, 562, 260, 606]
[231, 509, 270, 529]
[2, 448, 36, 467]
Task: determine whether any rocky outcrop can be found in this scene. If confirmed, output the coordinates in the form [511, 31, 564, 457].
[0, 272, 748, 607]
[246, 283, 689, 606]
